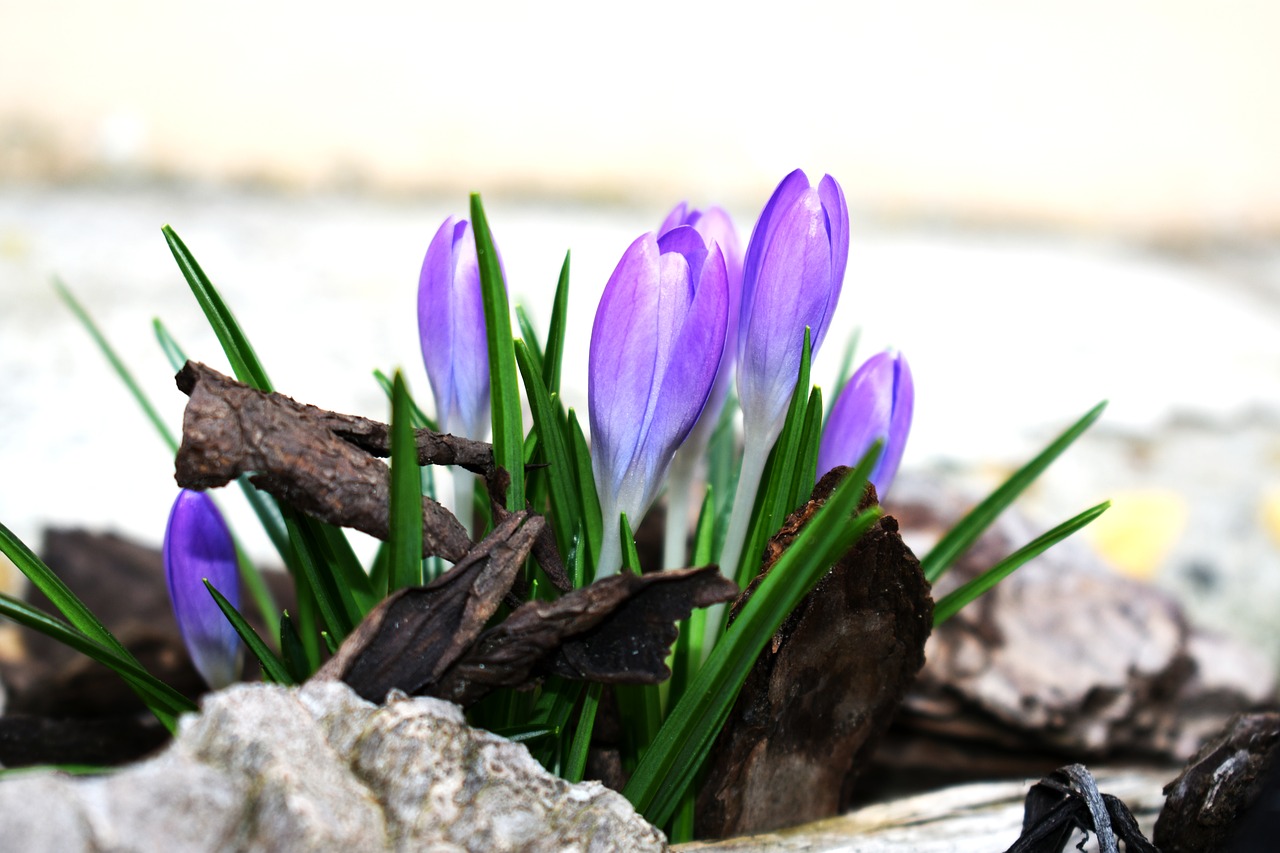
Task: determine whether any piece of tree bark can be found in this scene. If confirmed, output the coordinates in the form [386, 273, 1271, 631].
[174, 361, 473, 561]
[695, 469, 934, 838]
[1154, 711, 1280, 852]
[433, 566, 738, 706]
[312, 512, 541, 702]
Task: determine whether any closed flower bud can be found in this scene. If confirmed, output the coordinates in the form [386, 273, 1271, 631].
[589, 226, 730, 576]
[418, 216, 492, 442]
[163, 489, 242, 690]
[818, 350, 914, 498]
[737, 169, 849, 445]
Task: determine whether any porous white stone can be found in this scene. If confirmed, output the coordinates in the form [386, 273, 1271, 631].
[0, 682, 666, 852]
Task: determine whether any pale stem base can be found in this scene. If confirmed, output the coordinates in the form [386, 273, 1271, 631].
[701, 432, 771, 652]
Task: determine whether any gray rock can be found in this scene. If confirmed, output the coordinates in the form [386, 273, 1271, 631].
[0, 681, 666, 852]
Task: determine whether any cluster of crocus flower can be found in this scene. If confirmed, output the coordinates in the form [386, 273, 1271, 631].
[586, 169, 862, 588]
[162, 167, 916, 686]
[163, 489, 242, 690]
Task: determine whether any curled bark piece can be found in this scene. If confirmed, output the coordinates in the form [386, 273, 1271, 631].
[312, 512, 542, 702]
[431, 566, 739, 707]
[174, 361, 472, 561]
[695, 467, 934, 838]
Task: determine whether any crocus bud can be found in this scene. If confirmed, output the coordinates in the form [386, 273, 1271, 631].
[737, 169, 849, 445]
[590, 226, 730, 576]
[418, 216, 491, 441]
[163, 489, 242, 690]
[817, 350, 914, 498]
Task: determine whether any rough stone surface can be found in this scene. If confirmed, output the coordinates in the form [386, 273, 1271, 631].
[0, 682, 667, 852]
[875, 476, 1276, 783]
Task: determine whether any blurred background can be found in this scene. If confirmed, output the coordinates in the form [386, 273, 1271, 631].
[2, 1, 1278, 666]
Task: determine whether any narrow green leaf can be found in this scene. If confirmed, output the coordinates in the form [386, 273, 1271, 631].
[162, 225, 272, 392]
[788, 387, 824, 510]
[204, 581, 293, 685]
[153, 317, 187, 373]
[920, 402, 1107, 583]
[563, 682, 602, 783]
[515, 306, 545, 377]
[0, 592, 193, 727]
[283, 512, 359, 642]
[0, 523, 133, 660]
[515, 341, 579, 560]
[316, 520, 378, 612]
[489, 724, 560, 745]
[469, 194, 524, 511]
[55, 279, 178, 453]
[567, 409, 602, 570]
[669, 490, 717, 709]
[933, 501, 1111, 626]
[619, 513, 641, 574]
[278, 611, 312, 683]
[388, 371, 424, 592]
[623, 449, 882, 826]
[542, 252, 571, 395]
[374, 368, 438, 431]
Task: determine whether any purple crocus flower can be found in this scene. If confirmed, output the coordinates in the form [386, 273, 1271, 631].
[817, 351, 914, 499]
[163, 489, 242, 690]
[418, 216, 491, 442]
[737, 169, 849, 443]
[712, 170, 850, 602]
[589, 226, 730, 576]
[658, 203, 744, 436]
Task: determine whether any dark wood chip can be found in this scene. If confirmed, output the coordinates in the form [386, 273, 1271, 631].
[174, 361, 474, 561]
[430, 566, 739, 707]
[694, 466, 935, 838]
[311, 512, 541, 701]
[1154, 711, 1280, 852]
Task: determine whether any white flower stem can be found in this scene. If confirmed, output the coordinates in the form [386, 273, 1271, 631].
[662, 447, 699, 570]
[701, 428, 771, 651]
[595, 510, 623, 579]
[453, 469, 475, 539]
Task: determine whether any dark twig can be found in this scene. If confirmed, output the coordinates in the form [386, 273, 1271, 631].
[174, 361, 474, 561]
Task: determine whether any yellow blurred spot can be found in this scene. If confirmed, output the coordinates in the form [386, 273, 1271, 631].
[1262, 488, 1280, 547]
[0, 229, 30, 261]
[1086, 490, 1189, 580]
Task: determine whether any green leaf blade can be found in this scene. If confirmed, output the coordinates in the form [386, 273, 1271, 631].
[932, 501, 1111, 626]
[920, 401, 1107, 583]
[469, 195, 524, 512]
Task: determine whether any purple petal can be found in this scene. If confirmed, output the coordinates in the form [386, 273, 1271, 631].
[739, 169, 811, 343]
[589, 233, 664, 495]
[419, 217, 492, 440]
[163, 489, 242, 689]
[419, 217, 459, 427]
[817, 351, 914, 497]
[638, 244, 729, 487]
[737, 188, 832, 430]
[811, 174, 850, 353]
[658, 201, 691, 236]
